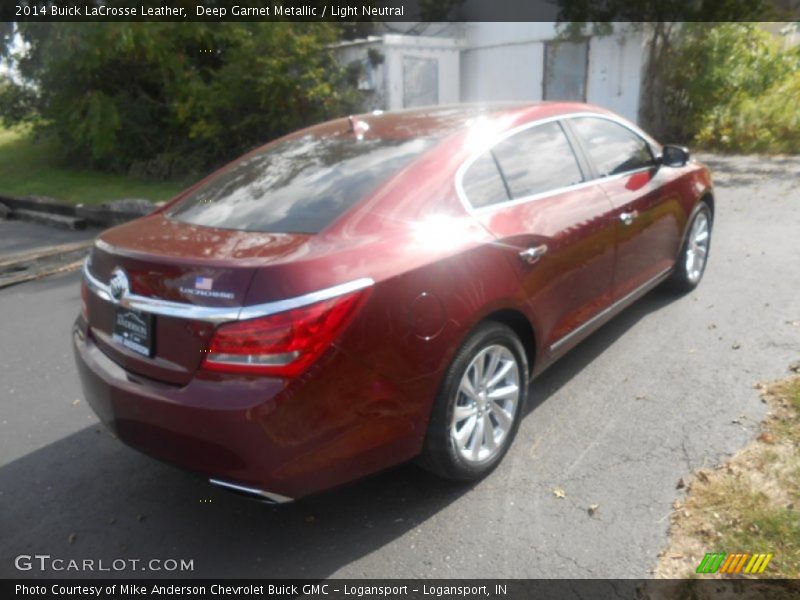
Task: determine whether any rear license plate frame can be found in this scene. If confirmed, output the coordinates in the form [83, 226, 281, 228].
[112, 307, 154, 357]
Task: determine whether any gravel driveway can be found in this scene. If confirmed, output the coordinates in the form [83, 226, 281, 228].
[1, 154, 799, 579]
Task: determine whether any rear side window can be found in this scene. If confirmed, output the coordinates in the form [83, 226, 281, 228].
[461, 152, 510, 209]
[492, 121, 584, 198]
[169, 135, 434, 233]
[570, 117, 655, 177]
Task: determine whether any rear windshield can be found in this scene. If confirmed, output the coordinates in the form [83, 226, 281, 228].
[168, 135, 435, 233]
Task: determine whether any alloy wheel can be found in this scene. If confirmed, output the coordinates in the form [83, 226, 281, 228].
[685, 212, 710, 283]
[450, 344, 521, 463]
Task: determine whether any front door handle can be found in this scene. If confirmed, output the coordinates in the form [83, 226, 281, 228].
[518, 244, 548, 265]
[619, 210, 638, 226]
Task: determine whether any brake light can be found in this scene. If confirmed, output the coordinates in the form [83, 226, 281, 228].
[201, 288, 369, 377]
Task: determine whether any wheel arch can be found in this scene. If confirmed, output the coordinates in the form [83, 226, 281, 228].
[478, 308, 537, 378]
[700, 190, 715, 221]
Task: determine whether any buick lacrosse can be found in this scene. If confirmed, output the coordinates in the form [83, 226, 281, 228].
[74, 103, 714, 502]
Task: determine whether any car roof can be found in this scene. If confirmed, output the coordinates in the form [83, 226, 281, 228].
[299, 102, 612, 141]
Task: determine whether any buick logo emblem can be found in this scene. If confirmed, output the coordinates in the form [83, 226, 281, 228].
[109, 268, 129, 301]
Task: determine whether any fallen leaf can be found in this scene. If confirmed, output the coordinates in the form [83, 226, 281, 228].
[757, 432, 775, 444]
[587, 504, 599, 517]
[552, 487, 566, 499]
[68, 533, 77, 544]
[707, 323, 717, 330]
[731, 342, 742, 350]
[676, 477, 687, 490]
[71, 399, 81, 406]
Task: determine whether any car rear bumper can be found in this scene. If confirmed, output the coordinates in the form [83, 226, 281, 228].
[72, 320, 434, 500]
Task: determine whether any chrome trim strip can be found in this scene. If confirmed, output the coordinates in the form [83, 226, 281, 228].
[209, 478, 294, 504]
[549, 266, 673, 353]
[83, 259, 374, 324]
[237, 277, 373, 321]
[455, 111, 660, 216]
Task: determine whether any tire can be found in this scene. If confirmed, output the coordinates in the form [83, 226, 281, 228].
[418, 321, 529, 481]
[665, 201, 712, 293]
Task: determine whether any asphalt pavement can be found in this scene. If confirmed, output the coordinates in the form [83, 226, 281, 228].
[0, 220, 97, 256]
[1, 155, 799, 579]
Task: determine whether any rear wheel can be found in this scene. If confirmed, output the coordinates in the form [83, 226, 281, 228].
[419, 322, 528, 481]
[666, 202, 712, 292]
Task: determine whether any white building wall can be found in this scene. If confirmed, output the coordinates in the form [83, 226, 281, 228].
[382, 35, 461, 110]
[461, 43, 545, 102]
[462, 22, 560, 46]
[458, 23, 647, 124]
[586, 32, 646, 123]
[334, 24, 648, 123]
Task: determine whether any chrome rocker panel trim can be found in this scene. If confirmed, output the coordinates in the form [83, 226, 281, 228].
[549, 266, 673, 353]
[83, 259, 374, 324]
[209, 478, 294, 504]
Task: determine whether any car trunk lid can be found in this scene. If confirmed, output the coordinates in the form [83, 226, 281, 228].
[84, 215, 312, 385]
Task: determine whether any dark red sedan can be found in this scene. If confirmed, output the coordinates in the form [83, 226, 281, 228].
[74, 103, 714, 502]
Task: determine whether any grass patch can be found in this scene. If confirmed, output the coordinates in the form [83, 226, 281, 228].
[0, 127, 185, 205]
[656, 377, 800, 580]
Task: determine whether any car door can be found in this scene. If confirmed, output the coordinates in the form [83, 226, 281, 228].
[461, 119, 618, 356]
[566, 116, 682, 300]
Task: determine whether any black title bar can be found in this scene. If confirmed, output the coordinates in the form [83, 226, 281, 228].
[3, 0, 798, 23]
[5, 579, 800, 600]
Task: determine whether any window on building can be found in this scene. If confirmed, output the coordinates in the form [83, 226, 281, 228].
[403, 56, 439, 108]
[543, 40, 589, 102]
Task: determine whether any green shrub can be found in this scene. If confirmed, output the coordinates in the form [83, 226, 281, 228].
[2, 23, 360, 179]
[666, 23, 800, 151]
[696, 71, 800, 153]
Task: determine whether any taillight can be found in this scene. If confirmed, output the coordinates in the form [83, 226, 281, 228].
[201, 288, 369, 377]
[81, 278, 89, 321]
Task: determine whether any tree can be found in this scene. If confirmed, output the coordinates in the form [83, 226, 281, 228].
[1, 22, 360, 179]
[555, 0, 776, 138]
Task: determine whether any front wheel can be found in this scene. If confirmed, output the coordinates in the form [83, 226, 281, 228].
[418, 322, 528, 481]
[665, 202, 712, 292]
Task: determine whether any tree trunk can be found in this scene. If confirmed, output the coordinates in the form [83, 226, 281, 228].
[638, 22, 673, 140]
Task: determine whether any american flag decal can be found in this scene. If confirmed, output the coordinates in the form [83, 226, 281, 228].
[195, 276, 213, 291]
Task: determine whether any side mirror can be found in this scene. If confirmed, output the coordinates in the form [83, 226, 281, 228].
[661, 144, 690, 167]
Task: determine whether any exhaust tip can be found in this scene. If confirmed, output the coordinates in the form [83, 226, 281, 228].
[209, 478, 294, 504]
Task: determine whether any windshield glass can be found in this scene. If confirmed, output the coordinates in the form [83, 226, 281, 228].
[168, 135, 435, 233]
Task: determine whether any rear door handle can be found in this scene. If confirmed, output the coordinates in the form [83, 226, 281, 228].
[518, 244, 548, 265]
[619, 211, 638, 226]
